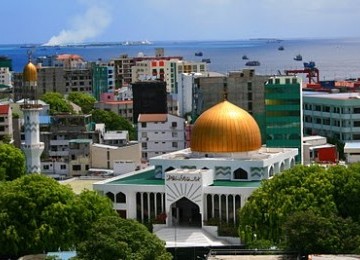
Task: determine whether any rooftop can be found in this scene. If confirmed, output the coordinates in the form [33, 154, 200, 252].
[107, 168, 262, 188]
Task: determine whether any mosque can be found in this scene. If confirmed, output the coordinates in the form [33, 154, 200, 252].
[94, 98, 298, 227]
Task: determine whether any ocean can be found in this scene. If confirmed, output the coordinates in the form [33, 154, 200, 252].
[1, 37, 360, 81]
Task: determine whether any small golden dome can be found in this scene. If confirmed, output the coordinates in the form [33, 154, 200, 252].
[190, 100, 262, 153]
[23, 61, 37, 82]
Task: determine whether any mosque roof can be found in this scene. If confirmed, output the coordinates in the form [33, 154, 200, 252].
[190, 100, 261, 153]
[23, 61, 37, 82]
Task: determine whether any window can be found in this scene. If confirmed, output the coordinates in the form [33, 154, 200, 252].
[171, 122, 177, 128]
[141, 122, 147, 128]
[43, 165, 50, 170]
[172, 142, 178, 148]
[72, 165, 81, 171]
[275, 78, 280, 84]
[60, 164, 66, 170]
[234, 168, 248, 179]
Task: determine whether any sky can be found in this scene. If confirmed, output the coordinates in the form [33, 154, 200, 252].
[2, 0, 360, 45]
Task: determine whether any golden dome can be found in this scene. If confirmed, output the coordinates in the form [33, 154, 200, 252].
[190, 100, 261, 153]
[23, 61, 37, 82]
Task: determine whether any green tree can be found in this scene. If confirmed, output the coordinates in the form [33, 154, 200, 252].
[0, 175, 116, 258]
[283, 210, 360, 254]
[239, 164, 360, 253]
[76, 215, 172, 260]
[40, 92, 74, 115]
[0, 143, 26, 181]
[0, 134, 12, 144]
[71, 190, 117, 243]
[92, 109, 136, 140]
[67, 92, 96, 114]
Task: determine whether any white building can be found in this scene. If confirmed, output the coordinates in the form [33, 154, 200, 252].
[0, 67, 12, 91]
[0, 104, 12, 142]
[131, 59, 208, 94]
[138, 113, 185, 162]
[103, 130, 129, 147]
[94, 99, 298, 229]
[344, 142, 360, 163]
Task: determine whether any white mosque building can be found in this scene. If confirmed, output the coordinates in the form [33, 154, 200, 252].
[94, 99, 298, 227]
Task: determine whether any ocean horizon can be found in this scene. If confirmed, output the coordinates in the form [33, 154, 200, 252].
[1, 37, 360, 81]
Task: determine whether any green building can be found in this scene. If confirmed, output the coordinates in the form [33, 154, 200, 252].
[92, 64, 111, 101]
[264, 76, 303, 163]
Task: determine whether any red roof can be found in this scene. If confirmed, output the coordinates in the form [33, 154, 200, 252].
[138, 114, 167, 122]
[0, 104, 9, 115]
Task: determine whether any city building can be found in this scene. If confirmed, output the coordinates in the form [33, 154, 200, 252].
[0, 67, 12, 92]
[303, 135, 337, 165]
[137, 113, 186, 161]
[90, 142, 141, 175]
[344, 142, 360, 163]
[92, 61, 115, 100]
[103, 130, 129, 147]
[94, 99, 298, 229]
[190, 69, 269, 131]
[0, 104, 12, 142]
[264, 76, 303, 163]
[303, 91, 360, 142]
[95, 99, 133, 123]
[131, 58, 207, 94]
[132, 81, 168, 123]
[40, 114, 103, 177]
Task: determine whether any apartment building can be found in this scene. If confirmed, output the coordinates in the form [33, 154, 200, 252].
[0, 104, 12, 142]
[303, 92, 360, 142]
[137, 113, 185, 161]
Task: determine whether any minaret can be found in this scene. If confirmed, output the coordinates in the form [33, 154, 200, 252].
[20, 54, 44, 173]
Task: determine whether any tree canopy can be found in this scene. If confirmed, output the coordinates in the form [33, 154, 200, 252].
[0, 174, 116, 258]
[67, 92, 96, 114]
[40, 92, 74, 115]
[0, 143, 26, 181]
[239, 164, 360, 254]
[76, 215, 172, 260]
[92, 109, 136, 140]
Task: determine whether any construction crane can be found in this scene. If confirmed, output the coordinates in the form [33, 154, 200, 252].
[285, 61, 320, 84]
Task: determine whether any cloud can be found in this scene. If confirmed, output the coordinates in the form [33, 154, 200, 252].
[44, 1, 112, 46]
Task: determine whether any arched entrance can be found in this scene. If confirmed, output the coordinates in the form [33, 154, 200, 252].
[171, 197, 201, 227]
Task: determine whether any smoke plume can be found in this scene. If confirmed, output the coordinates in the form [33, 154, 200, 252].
[44, 2, 111, 46]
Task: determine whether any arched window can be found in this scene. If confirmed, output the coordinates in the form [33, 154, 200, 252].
[269, 166, 274, 177]
[280, 162, 285, 172]
[202, 167, 209, 170]
[207, 194, 212, 220]
[290, 158, 295, 167]
[233, 168, 248, 180]
[116, 192, 126, 203]
[105, 192, 114, 202]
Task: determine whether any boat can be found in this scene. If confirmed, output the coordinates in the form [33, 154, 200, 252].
[201, 58, 211, 63]
[278, 46, 284, 51]
[294, 54, 302, 61]
[195, 52, 203, 57]
[242, 55, 249, 60]
[245, 61, 260, 66]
